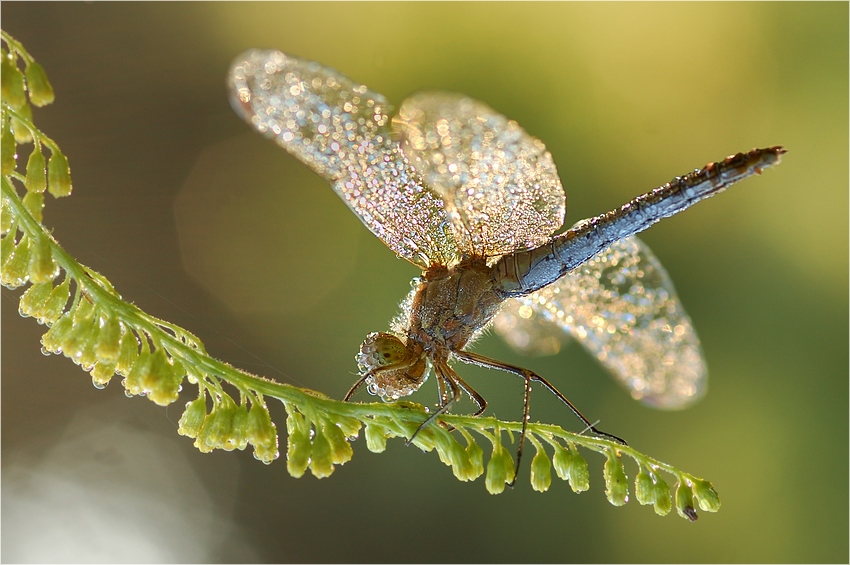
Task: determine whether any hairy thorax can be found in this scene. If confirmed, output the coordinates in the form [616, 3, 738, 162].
[407, 257, 504, 355]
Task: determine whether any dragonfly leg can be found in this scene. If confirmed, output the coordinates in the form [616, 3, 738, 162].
[408, 363, 488, 440]
[343, 373, 371, 402]
[451, 351, 531, 487]
[513, 371, 532, 488]
[432, 372, 458, 433]
[436, 371, 451, 407]
[453, 350, 627, 481]
[343, 356, 419, 402]
[448, 369, 488, 417]
[407, 361, 461, 445]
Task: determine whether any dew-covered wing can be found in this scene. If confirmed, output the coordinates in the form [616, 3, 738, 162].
[391, 92, 565, 257]
[493, 234, 706, 409]
[228, 50, 458, 268]
[491, 298, 571, 357]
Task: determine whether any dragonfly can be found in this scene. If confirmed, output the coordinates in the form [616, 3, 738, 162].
[228, 49, 784, 478]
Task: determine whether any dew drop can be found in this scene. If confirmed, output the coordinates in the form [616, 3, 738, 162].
[40, 346, 52, 356]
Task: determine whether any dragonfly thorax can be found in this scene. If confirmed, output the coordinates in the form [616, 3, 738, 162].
[407, 258, 504, 352]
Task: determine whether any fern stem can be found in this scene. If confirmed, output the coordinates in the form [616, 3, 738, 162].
[1, 31, 34, 64]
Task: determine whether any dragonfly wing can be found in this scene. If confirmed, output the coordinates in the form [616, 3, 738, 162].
[492, 297, 572, 357]
[391, 92, 565, 257]
[229, 50, 458, 268]
[493, 233, 707, 409]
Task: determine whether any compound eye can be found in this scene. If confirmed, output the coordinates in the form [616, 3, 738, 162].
[356, 332, 407, 372]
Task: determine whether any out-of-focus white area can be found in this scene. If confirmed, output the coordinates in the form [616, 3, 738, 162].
[2, 412, 257, 563]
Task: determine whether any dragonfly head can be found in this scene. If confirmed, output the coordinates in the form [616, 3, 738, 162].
[356, 332, 427, 401]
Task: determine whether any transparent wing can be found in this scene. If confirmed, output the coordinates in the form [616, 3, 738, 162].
[228, 50, 458, 268]
[493, 233, 707, 409]
[491, 302, 571, 357]
[392, 92, 565, 257]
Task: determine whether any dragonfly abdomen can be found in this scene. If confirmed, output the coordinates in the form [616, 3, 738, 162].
[493, 146, 785, 297]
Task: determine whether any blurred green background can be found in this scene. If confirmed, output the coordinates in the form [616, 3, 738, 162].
[2, 3, 847, 562]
